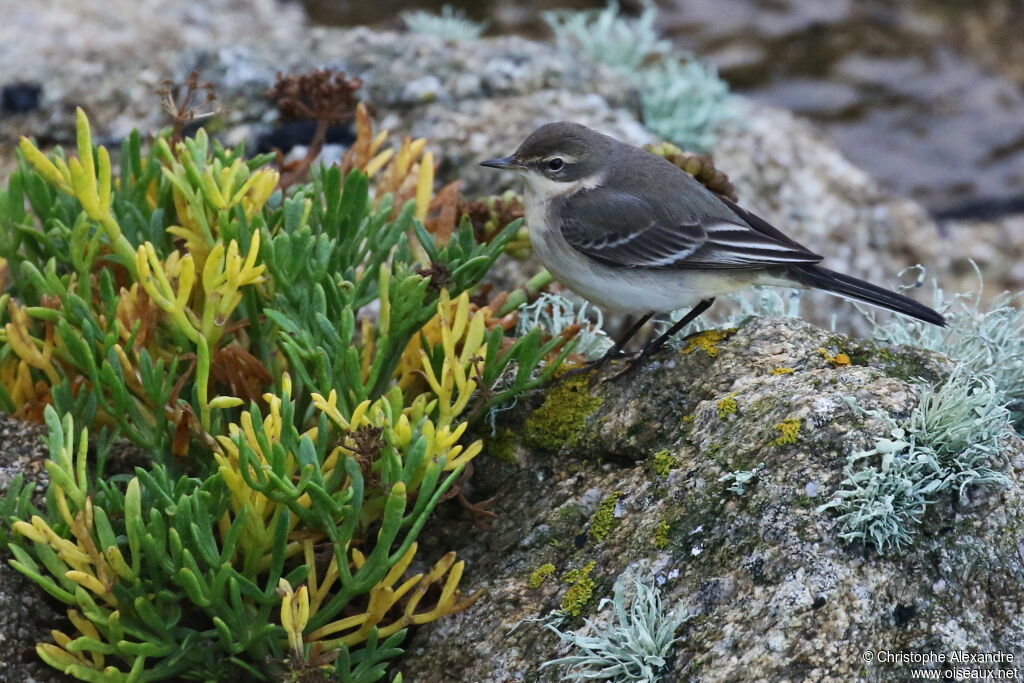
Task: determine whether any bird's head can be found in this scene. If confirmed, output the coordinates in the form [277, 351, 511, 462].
[480, 122, 616, 197]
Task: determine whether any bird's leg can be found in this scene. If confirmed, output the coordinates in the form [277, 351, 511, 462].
[561, 312, 653, 378]
[599, 312, 654, 364]
[636, 298, 715, 362]
[607, 299, 715, 381]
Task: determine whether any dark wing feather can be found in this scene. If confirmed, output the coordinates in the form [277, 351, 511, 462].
[557, 188, 823, 270]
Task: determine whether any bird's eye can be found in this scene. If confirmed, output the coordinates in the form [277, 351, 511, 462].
[547, 158, 564, 171]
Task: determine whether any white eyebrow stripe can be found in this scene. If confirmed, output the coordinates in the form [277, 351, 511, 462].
[544, 155, 579, 164]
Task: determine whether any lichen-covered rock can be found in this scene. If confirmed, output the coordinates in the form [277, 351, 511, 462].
[401, 317, 1024, 682]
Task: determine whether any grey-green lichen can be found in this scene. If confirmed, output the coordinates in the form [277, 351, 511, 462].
[719, 463, 765, 495]
[540, 578, 686, 680]
[819, 365, 1012, 553]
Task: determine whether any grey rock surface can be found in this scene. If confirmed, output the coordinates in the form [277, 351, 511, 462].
[401, 317, 1024, 682]
[942, 213, 1024, 298]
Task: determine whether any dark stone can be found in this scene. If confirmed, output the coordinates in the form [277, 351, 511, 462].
[254, 121, 355, 155]
[893, 603, 917, 626]
[1, 83, 42, 114]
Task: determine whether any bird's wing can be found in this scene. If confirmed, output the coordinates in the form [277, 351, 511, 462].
[557, 189, 823, 270]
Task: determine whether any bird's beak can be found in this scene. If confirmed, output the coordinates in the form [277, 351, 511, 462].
[480, 156, 524, 170]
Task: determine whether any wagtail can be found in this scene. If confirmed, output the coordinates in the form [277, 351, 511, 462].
[481, 122, 945, 367]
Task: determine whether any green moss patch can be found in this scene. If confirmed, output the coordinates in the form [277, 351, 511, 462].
[717, 392, 738, 419]
[653, 520, 671, 549]
[525, 374, 604, 451]
[652, 449, 676, 476]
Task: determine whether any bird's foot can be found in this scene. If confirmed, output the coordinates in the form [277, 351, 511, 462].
[558, 346, 633, 380]
[602, 338, 671, 382]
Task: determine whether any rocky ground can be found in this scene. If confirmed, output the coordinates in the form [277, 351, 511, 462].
[403, 317, 1024, 682]
[2, 319, 1021, 682]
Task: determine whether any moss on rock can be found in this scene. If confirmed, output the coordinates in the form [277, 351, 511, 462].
[525, 374, 603, 451]
[652, 449, 676, 476]
[717, 393, 739, 419]
[653, 520, 671, 549]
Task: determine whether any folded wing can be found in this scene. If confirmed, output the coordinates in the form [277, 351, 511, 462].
[558, 188, 823, 270]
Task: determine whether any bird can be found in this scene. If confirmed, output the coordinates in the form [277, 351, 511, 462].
[480, 121, 945, 369]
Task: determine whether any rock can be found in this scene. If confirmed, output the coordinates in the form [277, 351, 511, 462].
[0, 416, 71, 683]
[400, 317, 1024, 682]
[1, 84, 43, 115]
[941, 214, 1024, 299]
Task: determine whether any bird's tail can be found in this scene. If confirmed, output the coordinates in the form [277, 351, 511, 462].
[787, 265, 946, 327]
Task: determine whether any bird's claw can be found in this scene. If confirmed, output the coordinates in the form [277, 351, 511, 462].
[558, 346, 633, 379]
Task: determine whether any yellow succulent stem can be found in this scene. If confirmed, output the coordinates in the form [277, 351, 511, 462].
[196, 336, 212, 431]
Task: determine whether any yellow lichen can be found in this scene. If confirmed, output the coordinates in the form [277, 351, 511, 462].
[717, 393, 738, 419]
[561, 561, 597, 616]
[818, 348, 851, 366]
[771, 418, 801, 446]
[681, 328, 736, 357]
[771, 367, 795, 375]
[653, 521, 671, 549]
[681, 414, 695, 423]
[525, 374, 603, 450]
[528, 563, 556, 589]
[589, 491, 621, 542]
[652, 449, 676, 477]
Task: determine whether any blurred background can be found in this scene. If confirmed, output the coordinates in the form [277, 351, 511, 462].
[299, 0, 1024, 219]
[4, 0, 1024, 310]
